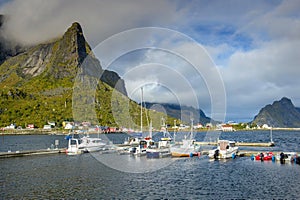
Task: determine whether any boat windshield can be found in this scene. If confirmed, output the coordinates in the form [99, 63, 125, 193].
[70, 140, 77, 145]
[229, 143, 235, 147]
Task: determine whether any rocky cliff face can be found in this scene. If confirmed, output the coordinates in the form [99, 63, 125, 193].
[0, 22, 129, 127]
[252, 97, 300, 128]
[0, 22, 127, 95]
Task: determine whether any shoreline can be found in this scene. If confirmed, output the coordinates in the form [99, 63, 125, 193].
[1, 127, 300, 136]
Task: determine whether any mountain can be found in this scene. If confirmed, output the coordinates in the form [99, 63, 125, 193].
[144, 102, 215, 125]
[0, 22, 172, 129]
[252, 97, 300, 128]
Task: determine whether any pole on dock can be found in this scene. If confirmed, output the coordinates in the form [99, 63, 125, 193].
[270, 127, 273, 143]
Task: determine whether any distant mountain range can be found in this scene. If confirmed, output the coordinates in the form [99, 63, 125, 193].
[252, 97, 300, 128]
[144, 102, 216, 125]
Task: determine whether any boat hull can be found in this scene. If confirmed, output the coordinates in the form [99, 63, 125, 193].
[254, 152, 274, 161]
[171, 146, 201, 157]
[208, 148, 238, 159]
[66, 137, 107, 155]
[146, 148, 171, 158]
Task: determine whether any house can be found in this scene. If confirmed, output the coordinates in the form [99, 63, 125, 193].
[262, 124, 271, 129]
[221, 124, 233, 132]
[43, 125, 52, 130]
[27, 124, 34, 129]
[193, 123, 203, 129]
[5, 124, 16, 129]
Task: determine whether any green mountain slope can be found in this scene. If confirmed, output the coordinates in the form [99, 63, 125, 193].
[252, 97, 300, 128]
[0, 22, 174, 129]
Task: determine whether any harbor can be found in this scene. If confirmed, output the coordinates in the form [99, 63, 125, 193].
[0, 139, 298, 159]
[1, 130, 300, 199]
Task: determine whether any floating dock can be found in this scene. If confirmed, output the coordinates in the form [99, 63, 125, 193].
[0, 141, 278, 159]
[194, 141, 275, 147]
[197, 150, 300, 157]
[0, 148, 66, 158]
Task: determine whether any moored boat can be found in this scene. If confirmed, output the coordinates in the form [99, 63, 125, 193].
[208, 140, 239, 159]
[129, 137, 154, 157]
[146, 137, 172, 158]
[171, 138, 200, 157]
[254, 152, 274, 161]
[276, 152, 297, 163]
[171, 119, 200, 157]
[66, 134, 107, 155]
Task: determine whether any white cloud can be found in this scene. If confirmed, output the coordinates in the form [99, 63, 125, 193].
[1, 0, 300, 122]
[0, 0, 180, 46]
[221, 39, 300, 121]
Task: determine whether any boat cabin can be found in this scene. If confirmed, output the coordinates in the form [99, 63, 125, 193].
[219, 140, 236, 151]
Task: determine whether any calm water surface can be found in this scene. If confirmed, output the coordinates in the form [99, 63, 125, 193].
[1, 130, 300, 199]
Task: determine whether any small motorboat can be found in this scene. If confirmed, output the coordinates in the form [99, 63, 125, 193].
[275, 152, 297, 163]
[66, 134, 107, 155]
[208, 140, 239, 159]
[128, 137, 154, 157]
[254, 152, 274, 161]
[146, 138, 172, 159]
[170, 121, 200, 158]
[170, 138, 200, 157]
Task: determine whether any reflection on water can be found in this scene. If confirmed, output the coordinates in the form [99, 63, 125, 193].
[1, 130, 300, 199]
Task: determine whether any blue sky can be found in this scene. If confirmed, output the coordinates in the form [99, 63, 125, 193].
[1, 0, 300, 123]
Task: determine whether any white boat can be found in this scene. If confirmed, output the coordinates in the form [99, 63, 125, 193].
[128, 137, 154, 157]
[171, 138, 200, 157]
[170, 119, 200, 157]
[127, 87, 155, 157]
[208, 140, 238, 159]
[146, 137, 172, 158]
[275, 152, 297, 163]
[66, 134, 107, 155]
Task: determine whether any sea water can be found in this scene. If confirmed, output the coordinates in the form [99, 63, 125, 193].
[1, 130, 300, 199]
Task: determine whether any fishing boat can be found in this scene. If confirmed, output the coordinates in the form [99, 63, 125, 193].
[171, 138, 200, 157]
[170, 119, 200, 157]
[146, 137, 172, 158]
[66, 134, 107, 155]
[208, 140, 239, 159]
[128, 137, 154, 156]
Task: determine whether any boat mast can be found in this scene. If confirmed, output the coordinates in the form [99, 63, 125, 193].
[190, 118, 194, 140]
[162, 117, 166, 137]
[140, 87, 143, 134]
[174, 119, 176, 143]
[149, 120, 152, 138]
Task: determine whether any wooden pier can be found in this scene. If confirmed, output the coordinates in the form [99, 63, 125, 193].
[0, 148, 66, 158]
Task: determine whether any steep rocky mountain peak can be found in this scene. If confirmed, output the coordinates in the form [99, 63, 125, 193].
[252, 97, 300, 128]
